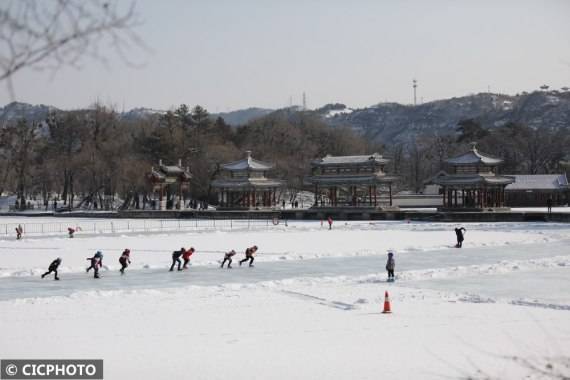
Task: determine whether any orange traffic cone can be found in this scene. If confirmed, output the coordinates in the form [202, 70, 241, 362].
[382, 291, 392, 314]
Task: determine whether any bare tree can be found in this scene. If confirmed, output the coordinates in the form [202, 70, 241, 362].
[0, 0, 144, 98]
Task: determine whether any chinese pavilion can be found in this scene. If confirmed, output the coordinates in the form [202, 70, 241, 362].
[147, 159, 192, 210]
[433, 143, 514, 210]
[211, 151, 284, 209]
[305, 153, 398, 208]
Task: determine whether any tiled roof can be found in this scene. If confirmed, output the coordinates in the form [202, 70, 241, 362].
[446, 145, 503, 166]
[505, 174, 569, 191]
[221, 151, 274, 171]
[312, 153, 389, 166]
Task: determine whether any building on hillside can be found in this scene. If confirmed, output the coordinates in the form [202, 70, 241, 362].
[304, 153, 398, 208]
[504, 174, 569, 207]
[432, 143, 514, 210]
[147, 159, 192, 210]
[211, 151, 284, 209]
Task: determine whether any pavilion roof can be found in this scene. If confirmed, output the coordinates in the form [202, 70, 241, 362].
[312, 153, 389, 166]
[446, 144, 503, 166]
[433, 174, 514, 186]
[211, 178, 284, 189]
[221, 151, 274, 171]
[505, 174, 569, 191]
[305, 174, 398, 185]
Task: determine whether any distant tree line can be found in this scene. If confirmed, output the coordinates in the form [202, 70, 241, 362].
[387, 118, 570, 193]
[0, 105, 378, 209]
[0, 105, 568, 210]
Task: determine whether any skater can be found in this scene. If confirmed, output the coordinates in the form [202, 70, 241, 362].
[454, 227, 466, 248]
[220, 249, 236, 269]
[170, 247, 185, 271]
[15, 224, 23, 240]
[86, 251, 104, 278]
[119, 249, 131, 274]
[547, 197, 553, 215]
[386, 251, 395, 281]
[327, 216, 333, 230]
[182, 247, 195, 270]
[41, 257, 62, 280]
[68, 227, 75, 238]
[239, 245, 258, 267]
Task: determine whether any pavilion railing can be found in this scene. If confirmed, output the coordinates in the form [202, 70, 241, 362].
[0, 217, 283, 237]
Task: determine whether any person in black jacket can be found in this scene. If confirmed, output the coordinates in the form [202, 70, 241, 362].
[170, 248, 185, 271]
[41, 257, 62, 280]
[385, 251, 395, 281]
[221, 250, 236, 269]
[239, 245, 258, 267]
[86, 251, 104, 278]
[455, 227, 466, 248]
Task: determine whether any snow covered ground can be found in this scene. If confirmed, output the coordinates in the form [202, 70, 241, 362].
[1, 217, 569, 379]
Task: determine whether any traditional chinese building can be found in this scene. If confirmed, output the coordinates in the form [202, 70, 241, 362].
[504, 174, 569, 207]
[147, 159, 192, 210]
[305, 153, 398, 208]
[211, 151, 284, 209]
[432, 143, 514, 210]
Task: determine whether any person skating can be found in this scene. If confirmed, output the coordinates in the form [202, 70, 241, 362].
[220, 249, 236, 269]
[15, 224, 23, 240]
[68, 227, 76, 238]
[170, 247, 185, 271]
[385, 251, 395, 282]
[327, 216, 333, 230]
[86, 251, 104, 278]
[454, 227, 466, 248]
[239, 245, 258, 267]
[182, 247, 195, 270]
[41, 257, 62, 280]
[119, 249, 131, 275]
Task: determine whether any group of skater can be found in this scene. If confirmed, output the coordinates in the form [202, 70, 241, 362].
[39, 245, 260, 280]
[36, 221, 468, 283]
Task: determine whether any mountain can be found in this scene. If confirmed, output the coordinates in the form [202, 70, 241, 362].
[214, 107, 273, 126]
[0, 102, 59, 123]
[319, 91, 570, 144]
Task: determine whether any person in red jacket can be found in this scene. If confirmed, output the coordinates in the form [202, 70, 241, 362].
[182, 247, 195, 270]
[119, 249, 131, 275]
[327, 216, 333, 230]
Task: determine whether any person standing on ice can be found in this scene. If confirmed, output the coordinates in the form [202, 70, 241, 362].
[15, 224, 23, 240]
[327, 216, 333, 230]
[454, 227, 466, 248]
[239, 245, 258, 267]
[220, 249, 236, 269]
[119, 249, 131, 275]
[182, 247, 195, 270]
[41, 257, 62, 280]
[385, 251, 395, 281]
[86, 251, 104, 278]
[170, 247, 185, 271]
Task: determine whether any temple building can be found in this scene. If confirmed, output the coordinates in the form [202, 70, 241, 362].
[432, 143, 514, 210]
[504, 174, 569, 207]
[147, 159, 192, 210]
[211, 151, 284, 209]
[305, 153, 398, 208]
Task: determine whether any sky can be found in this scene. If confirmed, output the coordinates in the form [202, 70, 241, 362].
[1, 0, 569, 112]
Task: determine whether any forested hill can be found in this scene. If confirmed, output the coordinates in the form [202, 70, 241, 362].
[318, 91, 570, 144]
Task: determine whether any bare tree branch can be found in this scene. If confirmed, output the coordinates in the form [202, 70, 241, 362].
[0, 0, 147, 99]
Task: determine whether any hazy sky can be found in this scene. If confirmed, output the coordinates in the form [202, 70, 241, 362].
[2, 0, 569, 112]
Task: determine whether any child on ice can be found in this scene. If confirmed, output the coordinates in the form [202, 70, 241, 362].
[41, 257, 62, 280]
[182, 247, 195, 270]
[239, 245, 258, 267]
[170, 248, 185, 271]
[385, 251, 395, 282]
[119, 249, 131, 274]
[220, 249, 236, 269]
[86, 251, 104, 278]
[454, 227, 466, 248]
